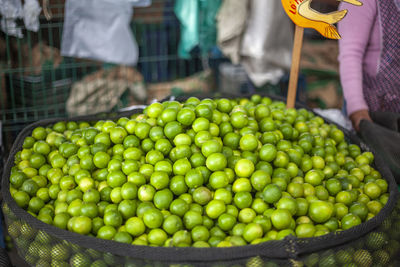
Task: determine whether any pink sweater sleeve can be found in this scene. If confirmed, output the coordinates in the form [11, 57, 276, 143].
[338, 0, 377, 116]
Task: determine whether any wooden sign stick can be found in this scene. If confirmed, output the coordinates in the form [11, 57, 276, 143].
[282, 0, 362, 108]
[286, 25, 304, 109]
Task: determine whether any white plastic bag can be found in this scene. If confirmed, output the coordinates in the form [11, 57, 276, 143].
[23, 0, 41, 32]
[240, 0, 293, 86]
[0, 0, 41, 37]
[0, 0, 23, 38]
[314, 108, 353, 131]
[61, 0, 151, 66]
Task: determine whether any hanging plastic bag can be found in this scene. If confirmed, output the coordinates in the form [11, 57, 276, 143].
[61, 0, 151, 66]
[198, 0, 221, 57]
[240, 0, 293, 86]
[174, 0, 199, 59]
[216, 0, 249, 65]
[0, 0, 23, 38]
[23, 0, 41, 32]
[174, 0, 221, 59]
[0, 0, 41, 38]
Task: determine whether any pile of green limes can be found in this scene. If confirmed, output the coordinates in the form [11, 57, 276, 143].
[9, 95, 389, 247]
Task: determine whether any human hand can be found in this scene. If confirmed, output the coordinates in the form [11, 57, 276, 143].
[349, 109, 372, 132]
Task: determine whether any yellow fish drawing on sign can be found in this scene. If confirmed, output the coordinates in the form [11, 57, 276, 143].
[281, 0, 363, 39]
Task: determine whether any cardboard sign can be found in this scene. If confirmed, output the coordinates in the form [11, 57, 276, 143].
[281, 0, 362, 39]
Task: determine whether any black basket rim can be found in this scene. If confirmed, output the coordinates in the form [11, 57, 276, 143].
[1, 94, 399, 263]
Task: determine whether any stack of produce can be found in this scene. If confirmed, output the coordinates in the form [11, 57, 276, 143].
[4, 95, 397, 267]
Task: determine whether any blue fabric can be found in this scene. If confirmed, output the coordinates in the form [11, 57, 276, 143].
[0, 211, 5, 249]
[342, 99, 348, 117]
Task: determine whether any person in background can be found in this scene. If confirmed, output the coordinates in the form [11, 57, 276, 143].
[338, 0, 400, 131]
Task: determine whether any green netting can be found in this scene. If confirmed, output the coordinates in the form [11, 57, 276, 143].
[0, 0, 204, 130]
[0, 0, 207, 157]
